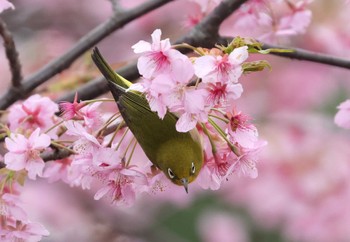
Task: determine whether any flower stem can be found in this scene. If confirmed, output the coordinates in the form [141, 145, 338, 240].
[122, 137, 135, 164]
[45, 120, 64, 134]
[126, 138, 137, 167]
[201, 123, 217, 155]
[96, 113, 120, 137]
[115, 128, 129, 151]
[208, 114, 229, 123]
[208, 118, 240, 156]
[51, 141, 76, 154]
[172, 43, 206, 56]
[83, 98, 115, 104]
[107, 120, 125, 147]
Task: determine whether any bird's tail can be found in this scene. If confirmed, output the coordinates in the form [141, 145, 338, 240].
[91, 47, 132, 100]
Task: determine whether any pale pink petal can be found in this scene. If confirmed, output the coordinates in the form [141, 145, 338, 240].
[228, 46, 249, 65]
[228, 83, 243, 99]
[121, 184, 136, 206]
[5, 134, 27, 152]
[196, 165, 221, 190]
[94, 185, 112, 200]
[26, 159, 45, 180]
[136, 55, 158, 78]
[335, 100, 350, 129]
[176, 113, 197, 132]
[0, 0, 14, 14]
[4, 152, 27, 170]
[194, 55, 216, 78]
[183, 88, 206, 113]
[149, 97, 167, 119]
[170, 56, 195, 83]
[131, 40, 152, 53]
[64, 120, 100, 145]
[25, 222, 50, 236]
[30, 130, 51, 150]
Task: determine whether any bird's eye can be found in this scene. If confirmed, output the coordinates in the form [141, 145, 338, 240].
[191, 162, 195, 174]
[168, 168, 175, 179]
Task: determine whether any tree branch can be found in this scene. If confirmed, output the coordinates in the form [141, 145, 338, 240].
[262, 43, 350, 69]
[0, 0, 174, 110]
[0, 17, 22, 88]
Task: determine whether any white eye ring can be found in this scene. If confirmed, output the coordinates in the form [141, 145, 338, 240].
[168, 168, 175, 179]
[191, 162, 195, 174]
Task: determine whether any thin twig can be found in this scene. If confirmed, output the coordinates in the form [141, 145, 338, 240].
[0, 17, 22, 87]
[0, 0, 174, 110]
[262, 42, 350, 69]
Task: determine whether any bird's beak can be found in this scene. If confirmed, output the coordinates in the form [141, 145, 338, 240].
[181, 178, 189, 194]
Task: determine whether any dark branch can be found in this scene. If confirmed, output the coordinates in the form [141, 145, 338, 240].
[0, 0, 174, 110]
[262, 43, 350, 69]
[0, 17, 22, 87]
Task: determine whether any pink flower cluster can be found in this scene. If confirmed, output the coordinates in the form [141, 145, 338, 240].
[0, 30, 266, 226]
[186, 0, 313, 43]
[132, 29, 246, 132]
[0, 184, 49, 241]
[132, 29, 266, 189]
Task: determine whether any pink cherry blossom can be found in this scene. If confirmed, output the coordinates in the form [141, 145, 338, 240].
[132, 29, 190, 79]
[175, 88, 209, 132]
[232, 140, 267, 179]
[64, 121, 101, 188]
[276, 9, 312, 37]
[79, 102, 103, 130]
[4, 129, 51, 180]
[0, 0, 14, 14]
[133, 74, 176, 119]
[2, 220, 49, 242]
[92, 146, 121, 167]
[64, 120, 100, 146]
[226, 110, 258, 149]
[94, 165, 148, 207]
[0, 193, 27, 221]
[7, 94, 59, 132]
[197, 146, 237, 190]
[59, 92, 86, 120]
[42, 158, 73, 183]
[194, 46, 248, 84]
[334, 99, 350, 129]
[203, 82, 243, 107]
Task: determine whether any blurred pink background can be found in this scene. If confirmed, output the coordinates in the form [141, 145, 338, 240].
[2, 0, 350, 241]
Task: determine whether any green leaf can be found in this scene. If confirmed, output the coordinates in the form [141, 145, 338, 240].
[242, 60, 271, 73]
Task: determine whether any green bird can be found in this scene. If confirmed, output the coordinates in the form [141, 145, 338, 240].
[91, 48, 203, 193]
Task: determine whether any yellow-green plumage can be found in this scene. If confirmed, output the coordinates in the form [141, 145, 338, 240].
[91, 48, 203, 192]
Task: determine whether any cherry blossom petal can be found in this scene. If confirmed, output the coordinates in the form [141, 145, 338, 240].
[228, 46, 249, 65]
[131, 40, 152, 53]
[4, 152, 27, 171]
[194, 55, 216, 78]
[176, 113, 197, 132]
